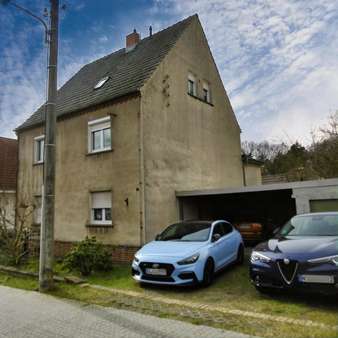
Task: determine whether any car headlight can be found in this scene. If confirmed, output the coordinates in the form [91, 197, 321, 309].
[308, 255, 338, 266]
[133, 255, 139, 263]
[177, 253, 200, 265]
[250, 251, 271, 264]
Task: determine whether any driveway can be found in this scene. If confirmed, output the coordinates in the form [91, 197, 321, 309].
[0, 286, 255, 338]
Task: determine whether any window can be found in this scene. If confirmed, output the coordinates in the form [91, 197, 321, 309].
[221, 222, 233, 236]
[213, 223, 225, 238]
[187, 73, 196, 96]
[203, 82, 211, 103]
[34, 135, 45, 163]
[33, 196, 42, 224]
[91, 191, 112, 225]
[88, 117, 111, 153]
[94, 76, 109, 89]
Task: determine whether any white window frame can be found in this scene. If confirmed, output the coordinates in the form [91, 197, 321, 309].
[202, 82, 211, 103]
[88, 116, 111, 154]
[187, 73, 196, 96]
[90, 191, 112, 226]
[34, 135, 45, 164]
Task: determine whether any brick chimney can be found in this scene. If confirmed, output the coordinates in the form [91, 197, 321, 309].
[126, 29, 140, 52]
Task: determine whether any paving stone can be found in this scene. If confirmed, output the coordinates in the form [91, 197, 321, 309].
[0, 285, 255, 338]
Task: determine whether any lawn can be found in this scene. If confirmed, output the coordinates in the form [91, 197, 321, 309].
[1, 255, 338, 338]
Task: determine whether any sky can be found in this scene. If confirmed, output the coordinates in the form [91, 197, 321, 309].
[0, 0, 338, 144]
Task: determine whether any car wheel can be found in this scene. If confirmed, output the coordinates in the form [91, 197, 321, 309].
[236, 245, 244, 265]
[202, 258, 214, 287]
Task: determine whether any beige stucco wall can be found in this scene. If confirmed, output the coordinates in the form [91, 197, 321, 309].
[17, 97, 142, 246]
[141, 17, 244, 241]
[0, 191, 16, 227]
[244, 164, 262, 186]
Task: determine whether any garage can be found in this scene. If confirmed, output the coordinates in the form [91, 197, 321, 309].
[176, 178, 338, 239]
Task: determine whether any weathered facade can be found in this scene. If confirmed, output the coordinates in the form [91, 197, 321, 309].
[16, 15, 244, 261]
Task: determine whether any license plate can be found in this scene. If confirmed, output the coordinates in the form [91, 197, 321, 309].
[299, 274, 335, 284]
[145, 268, 167, 276]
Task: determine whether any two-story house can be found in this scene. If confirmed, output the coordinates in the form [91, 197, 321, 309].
[16, 15, 244, 261]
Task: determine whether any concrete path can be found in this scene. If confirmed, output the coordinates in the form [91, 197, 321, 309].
[0, 286, 254, 338]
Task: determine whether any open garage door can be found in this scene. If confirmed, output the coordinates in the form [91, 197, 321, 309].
[177, 188, 296, 242]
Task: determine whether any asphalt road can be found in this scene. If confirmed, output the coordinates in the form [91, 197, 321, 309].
[0, 285, 255, 338]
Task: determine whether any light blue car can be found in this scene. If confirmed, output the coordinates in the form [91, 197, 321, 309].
[132, 220, 244, 286]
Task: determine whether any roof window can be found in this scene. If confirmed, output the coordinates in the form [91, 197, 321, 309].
[94, 76, 109, 89]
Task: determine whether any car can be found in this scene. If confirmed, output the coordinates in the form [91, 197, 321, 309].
[250, 212, 338, 294]
[132, 220, 244, 286]
[234, 221, 263, 244]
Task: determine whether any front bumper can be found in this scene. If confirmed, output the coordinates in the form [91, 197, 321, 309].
[131, 259, 202, 286]
[250, 260, 338, 294]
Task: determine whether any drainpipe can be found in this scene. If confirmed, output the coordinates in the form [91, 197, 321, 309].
[138, 96, 146, 246]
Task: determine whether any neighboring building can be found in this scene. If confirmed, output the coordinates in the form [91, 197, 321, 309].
[0, 137, 18, 227]
[16, 15, 244, 260]
[242, 155, 263, 186]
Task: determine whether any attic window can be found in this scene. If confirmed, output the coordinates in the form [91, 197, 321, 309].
[94, 76, 109, 89]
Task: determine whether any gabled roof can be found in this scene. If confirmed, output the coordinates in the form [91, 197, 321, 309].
[0, 137, 18, 191]
[16, 15, 196, 132]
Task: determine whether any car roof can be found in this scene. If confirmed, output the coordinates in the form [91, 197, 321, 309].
[173, 220, 230, 225]
[296, 212, 338, 217]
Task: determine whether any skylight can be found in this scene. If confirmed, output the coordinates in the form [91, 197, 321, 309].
[94, 76, 109, 89]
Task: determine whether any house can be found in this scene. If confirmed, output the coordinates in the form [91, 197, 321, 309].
[0, 137, 18, 227]
[241, 155, 263, 186]
[16, 15, 244, 261]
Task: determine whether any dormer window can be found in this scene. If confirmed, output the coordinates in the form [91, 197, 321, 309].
[203, 82, 211, 103]
[187, 73, 196, 96]
[94, 76, 109, 89]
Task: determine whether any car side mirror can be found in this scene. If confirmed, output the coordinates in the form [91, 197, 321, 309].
[212, 233, 221, 242]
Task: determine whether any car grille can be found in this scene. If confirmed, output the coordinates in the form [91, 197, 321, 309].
[139, 262, 175, 277]
[142, 275, 175, 283]
[277, 259, 298, 285]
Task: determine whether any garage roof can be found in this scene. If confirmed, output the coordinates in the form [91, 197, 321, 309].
[176, 178, 338, 197]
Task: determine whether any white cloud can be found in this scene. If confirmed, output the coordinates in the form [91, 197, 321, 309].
[1, 0, 338, 146]
[152, 0, 338, 144]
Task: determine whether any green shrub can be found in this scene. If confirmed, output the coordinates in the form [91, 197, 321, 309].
[63, 237, 113, 276]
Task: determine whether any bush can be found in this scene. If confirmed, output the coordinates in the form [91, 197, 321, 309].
[63, 237, 113, 276]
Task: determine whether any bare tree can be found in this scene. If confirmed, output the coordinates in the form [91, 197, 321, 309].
[0, 195, 34, 266]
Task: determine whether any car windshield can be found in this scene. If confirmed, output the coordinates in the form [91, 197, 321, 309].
[157, 222, 211, 242]
[280, 214, 338, 236]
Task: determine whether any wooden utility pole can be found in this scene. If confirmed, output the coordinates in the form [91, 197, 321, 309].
[39, 0, 59, 292]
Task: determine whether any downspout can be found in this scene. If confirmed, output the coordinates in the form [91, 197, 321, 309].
[138, 94, 146, 246]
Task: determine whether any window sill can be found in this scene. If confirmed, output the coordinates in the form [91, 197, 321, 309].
[86, 223, 114, 228]
[33, 162, 44, 166]
[187, 93, 214, 106]
[86, 149, 113, 156]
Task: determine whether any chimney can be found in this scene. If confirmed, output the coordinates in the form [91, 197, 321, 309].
[126, 29, 140, 51]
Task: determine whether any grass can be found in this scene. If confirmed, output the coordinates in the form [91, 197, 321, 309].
[1, 257, 338, 338]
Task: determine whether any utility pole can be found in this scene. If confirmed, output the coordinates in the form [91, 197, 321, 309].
[1, 0, 59, 292]
[39, 0, 59, 292]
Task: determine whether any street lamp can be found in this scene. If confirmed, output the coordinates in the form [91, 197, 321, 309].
[1, 0, 59, 292]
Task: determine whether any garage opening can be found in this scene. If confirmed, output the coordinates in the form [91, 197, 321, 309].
[178, 188, 296, 243]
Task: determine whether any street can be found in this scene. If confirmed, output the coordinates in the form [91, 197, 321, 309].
[0, 285, 254, 338]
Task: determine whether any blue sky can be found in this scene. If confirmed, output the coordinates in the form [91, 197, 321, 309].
[1, 0, 338, 144]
